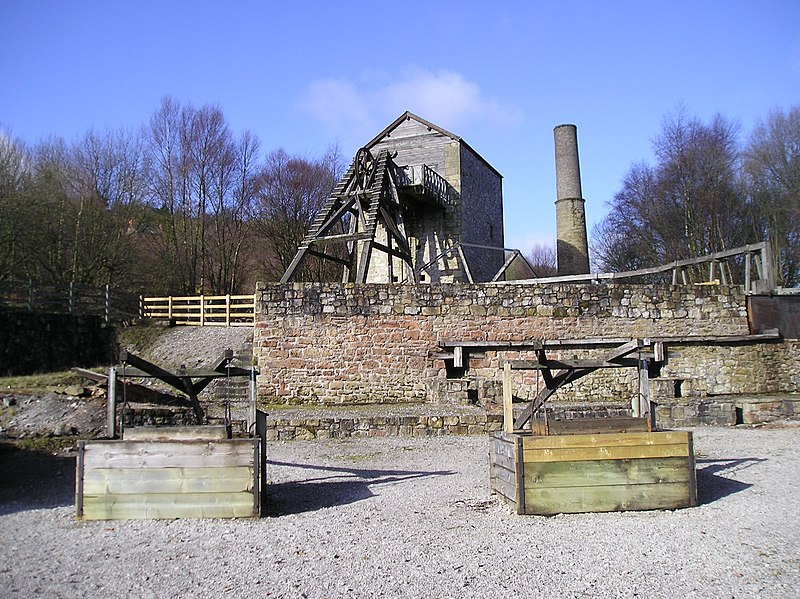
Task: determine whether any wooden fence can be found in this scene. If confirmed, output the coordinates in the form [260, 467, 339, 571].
[0, 280, 139, 323]
[140, 293, 255, 326]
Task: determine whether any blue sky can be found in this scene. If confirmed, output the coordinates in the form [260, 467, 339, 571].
[2, 1, 799, 255]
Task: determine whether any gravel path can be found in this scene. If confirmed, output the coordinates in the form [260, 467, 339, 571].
[1, 426, 799, 598]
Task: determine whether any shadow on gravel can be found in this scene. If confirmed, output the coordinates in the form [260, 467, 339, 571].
[0, 442, 76, 516]
[264, 460, 454, 516]
[695, 457, 764, 504]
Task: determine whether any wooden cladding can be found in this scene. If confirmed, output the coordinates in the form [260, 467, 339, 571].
[140, 294, 255, 326]
[76, 438, 261, 520]
[490, 430, 697, 515]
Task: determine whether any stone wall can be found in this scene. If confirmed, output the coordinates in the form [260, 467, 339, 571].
[459, 145, 505, 282]
[253, 282, 797, 407]
[0, 310, 116, 375]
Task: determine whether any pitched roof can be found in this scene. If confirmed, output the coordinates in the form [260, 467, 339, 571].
[364, 111, 502, 178]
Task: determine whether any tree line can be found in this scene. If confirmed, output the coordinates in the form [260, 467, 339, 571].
[0, 97, 343, 296]
[2, 100, 798, 294]
[592, 106, 800, 287]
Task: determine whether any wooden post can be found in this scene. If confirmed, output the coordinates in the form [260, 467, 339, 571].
[453, 346, 463, 368]
[168, 296, 173, 321]
[635, 358, 650, 418]
[107, 366, 117, 439]
[199, 295, 205, 326]
[503, 361, 513, 433]
[761, 241, 776, 291]
[69, 281, 75, 314]
[225, 294, 231, 327]
[745, 253, 752, 292]
[248, 367, 257, 434]
[139, 295, 144, 319]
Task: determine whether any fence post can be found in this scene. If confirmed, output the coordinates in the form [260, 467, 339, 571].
[107, 366, 117, 439]
[139, 295, 144, 319]
[200, 295, 205, 326]
[248, 366, 257, 434]
[168, 296, 173, 321]
[105, 285, 110, 323]
[69, 281, 75, 314]
[226, 294, 231, 327]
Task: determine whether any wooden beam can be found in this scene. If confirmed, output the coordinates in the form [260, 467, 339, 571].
[502, 362, 513, 433]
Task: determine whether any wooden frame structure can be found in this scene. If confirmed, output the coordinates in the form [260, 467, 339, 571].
[502, 241, 776, 293]
[280, 147, 448, 284]
[438, 329, 781, 434]
[110, 350, 256, 429]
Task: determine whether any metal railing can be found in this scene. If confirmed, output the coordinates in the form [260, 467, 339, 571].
[140, 294, 255, 326]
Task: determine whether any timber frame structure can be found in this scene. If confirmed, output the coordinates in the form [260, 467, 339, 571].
[280, 147, 448, 284]
[108, 350, 256, 430]
[439, 328, 782, 434]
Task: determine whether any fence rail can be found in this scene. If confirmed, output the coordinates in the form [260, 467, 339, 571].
[140, 294, 255, 326]
[0, 280, 139, 323]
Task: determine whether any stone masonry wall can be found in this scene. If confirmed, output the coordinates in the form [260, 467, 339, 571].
[253, 283, 798, 407]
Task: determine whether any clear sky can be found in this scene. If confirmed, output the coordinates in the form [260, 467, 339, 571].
[2, 0, 799, 255]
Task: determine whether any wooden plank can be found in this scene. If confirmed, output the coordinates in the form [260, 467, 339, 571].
[523, 481, 693, 515]
[523, 457, 692, 489]
[546, 417, 650, 435]
[491, 451, 517, 473]
[82, 467, 254, 495]
[81, 492, 257, 520]
[122, 426, 229, 441]
[515, 435, 525, 514]
[492, 476, 518, 507]
[521, 431, 690, 450]
[687, 432, 698, 506]
[82, 440, 256, 470]
[502, 362, 513, 433]
[523, 443, 689, 463]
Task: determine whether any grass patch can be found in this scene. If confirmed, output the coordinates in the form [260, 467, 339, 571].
[1, 435, 93, 455]
[116, 321, 170, 356]
[0, 370, 85, 394]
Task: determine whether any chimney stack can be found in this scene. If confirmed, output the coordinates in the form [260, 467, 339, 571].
[554, 124, 590, 276]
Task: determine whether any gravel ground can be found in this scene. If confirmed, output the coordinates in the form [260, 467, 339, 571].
[1, 426, 799, 598]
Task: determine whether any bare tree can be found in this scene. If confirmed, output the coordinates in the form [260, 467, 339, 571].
[743, 106, 800, 287]
[593, 109, 750, 275]
[525, 243, 558, 277]
[145, 98, 245, 294]
[251, 149, 340, 281]
[0, 129, 31, 282]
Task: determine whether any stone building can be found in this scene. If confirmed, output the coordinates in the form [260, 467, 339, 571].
[281, 112, 506, 284]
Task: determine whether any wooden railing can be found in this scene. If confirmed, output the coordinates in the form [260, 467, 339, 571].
[140, 294, 255, 326]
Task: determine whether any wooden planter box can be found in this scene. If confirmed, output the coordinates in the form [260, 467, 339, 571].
[490, 430, 697, 515]
[76, 432, 261, 520]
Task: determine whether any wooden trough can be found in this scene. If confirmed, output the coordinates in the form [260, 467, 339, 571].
[488, 348, 697, 515]
[490, 429, 697, 515]
[75, 426, 261, 520]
